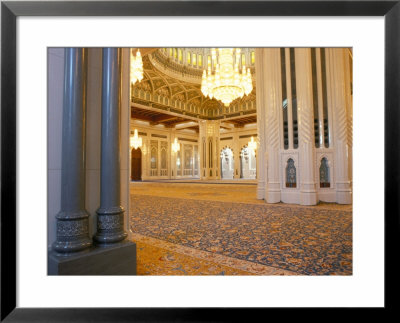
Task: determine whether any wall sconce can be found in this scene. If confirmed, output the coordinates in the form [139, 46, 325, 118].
[130, 129, 142, 149]
[172, 138, 180, 153]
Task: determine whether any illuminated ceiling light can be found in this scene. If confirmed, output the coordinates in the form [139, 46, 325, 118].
[201, 48, 253, 107]
[130, 129, 142, 149]
[130, 49, 144, 85]
[172, 138, 180, 153]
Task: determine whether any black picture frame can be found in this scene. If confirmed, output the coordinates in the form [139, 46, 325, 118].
[1, 0, 399, 321]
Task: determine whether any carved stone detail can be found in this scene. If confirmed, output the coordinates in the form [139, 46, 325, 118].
[266, 50, 281, 152]
[97, 213, 124, 232]
[95, 209, 127, 244]
[57, 218, 89, 237]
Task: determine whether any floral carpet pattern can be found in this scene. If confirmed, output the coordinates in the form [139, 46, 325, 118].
[130, 194, 352, 275]
[132, 233, 296, 275]
[134, 239, 251, 275]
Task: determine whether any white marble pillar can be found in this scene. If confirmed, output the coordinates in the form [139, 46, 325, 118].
[295, 48, 318, 205]
[199, 120, 206, 179]
[199, 120, 220, 179]
[326, 48, 352, 204]
[214, 135, 220, 179]
[264, 48, 282, 203]
[170, 129, 177, 178]
[255, 48, 266, 199]
[343, 49, 353, 190]
[233, 131, 240, 179]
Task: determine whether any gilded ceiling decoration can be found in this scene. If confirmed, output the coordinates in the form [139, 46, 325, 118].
[131, 50, 257, 120]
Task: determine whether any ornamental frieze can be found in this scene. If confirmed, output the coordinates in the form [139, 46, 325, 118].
[57, 219, 89, 237]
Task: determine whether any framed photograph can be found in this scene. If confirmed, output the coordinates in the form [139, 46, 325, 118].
[1, 0, 398, 320]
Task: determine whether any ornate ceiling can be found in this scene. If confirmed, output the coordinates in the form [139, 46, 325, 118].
[137, 55, 207, 109]
[132, 48, 256, 115]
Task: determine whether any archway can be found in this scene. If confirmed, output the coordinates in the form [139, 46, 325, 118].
[220, 147, 234, 179]
[240, 146, 256, 179]
[131, 148, 142, 181]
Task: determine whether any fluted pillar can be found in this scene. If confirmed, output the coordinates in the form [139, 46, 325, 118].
[199, 120, 206, 179]
[264, 48, 282, 203]
[326, 48, 352, 204]
[255, 48, 266, 199]
[94, 48, 128, 244]
[199, 120, 220, 179]
[170, 129, 177, 179]
[214, 135, 220, 179]
[343, 49, 353, 191]
[141, 136, 149, 180]
[52, 48, 92, 253]
[295, 48, 318, 205]
[233, 131, 240, 179]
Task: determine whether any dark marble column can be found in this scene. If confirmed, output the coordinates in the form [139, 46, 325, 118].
[52, 48, 92, 254]
[94, 48, 128, 244]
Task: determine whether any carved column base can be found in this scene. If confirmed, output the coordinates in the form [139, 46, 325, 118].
[257, 185, 265, 200]
[52, 211, 92, 254]
[267, 182, 281, 203]
[336, 182, 352, 204]
[94, 206, 127, 244]
[300, 189, 318, 205]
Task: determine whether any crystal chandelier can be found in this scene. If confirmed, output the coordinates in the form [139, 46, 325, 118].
[201, 48, 253, 107]
[248, 136, 257, 154]
[130, 129, 142, 150]
[172, 138, 180, 153]
[130, 49, 143, 85]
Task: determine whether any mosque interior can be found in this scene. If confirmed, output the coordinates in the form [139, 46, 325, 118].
[48, 47, 353, 276]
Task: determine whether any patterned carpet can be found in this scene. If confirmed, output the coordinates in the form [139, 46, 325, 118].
[134, 239, 252, 276]
[130, 182, 352, 211]
[132, 233, 296, 275]
[130, 193, 352, 275]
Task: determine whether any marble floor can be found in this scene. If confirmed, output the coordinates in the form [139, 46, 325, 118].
[129, 181, 352, 276]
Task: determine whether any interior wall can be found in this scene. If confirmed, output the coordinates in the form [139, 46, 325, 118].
[47, 48, 64, 248]
[130, 121, 199, 180]
[220, 127, 258, 179]
[121, 48, 131, 237]
[129, 121, 259, 181]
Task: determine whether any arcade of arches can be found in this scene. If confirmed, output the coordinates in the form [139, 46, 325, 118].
[48, 47, 352, 276]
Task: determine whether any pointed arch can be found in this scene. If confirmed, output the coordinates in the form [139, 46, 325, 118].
[319, 157, 331, 188]
[285, 158, 297, 188]
[220, 146, 234, 179]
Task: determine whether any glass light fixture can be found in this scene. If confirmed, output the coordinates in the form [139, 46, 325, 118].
[172, 138, 180, 153]
[130, 129, 142, 150]
[201, 48, 253, 107]
[130, 49, 143, 85]
[248, 136, 257, 155]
